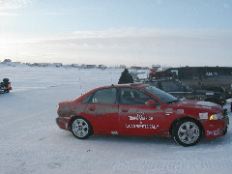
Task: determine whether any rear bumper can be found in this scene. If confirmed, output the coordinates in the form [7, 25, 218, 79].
[56, 117, 72, 130]
[203, 117, 229, 139]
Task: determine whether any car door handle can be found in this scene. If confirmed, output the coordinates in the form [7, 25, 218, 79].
[89, 107, 95, 111]
[121, 109, 128, 113]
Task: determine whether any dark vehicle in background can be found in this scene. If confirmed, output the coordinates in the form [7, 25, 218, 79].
[144, 79, 226, 105]
[0, 78, 12, 94]
[153, 66, 232, 97]
[196, 86, 227, 106]
[145, 79, 192, 98]
[146, 66, 232, 106]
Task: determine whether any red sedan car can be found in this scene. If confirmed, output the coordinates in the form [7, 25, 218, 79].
[56, 84, 229, 146]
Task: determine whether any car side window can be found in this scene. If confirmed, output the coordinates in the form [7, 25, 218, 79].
[91, 88, 117, 104]
[82, 94, 91, 104]
[120, 88, 151, 105]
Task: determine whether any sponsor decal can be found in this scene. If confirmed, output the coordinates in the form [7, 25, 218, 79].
[128, 113, 153, 121]
[199, 112, 208, 119]
[165, 108, 173, 116]
[125, 124, 159, 130]
[111, 131, 118, 135]
[176, 109, 184, 114]
[126, 113, 159, 130]
[207, 129, 221, 136]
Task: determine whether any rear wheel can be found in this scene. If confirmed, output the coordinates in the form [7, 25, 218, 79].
[71, 117, 91, 139]
[173, 119, 202, 146]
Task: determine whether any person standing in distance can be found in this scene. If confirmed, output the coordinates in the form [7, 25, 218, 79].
[118, 68, 134, 84]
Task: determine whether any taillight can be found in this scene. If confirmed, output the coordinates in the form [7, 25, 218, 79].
[7, 82, 10, 87]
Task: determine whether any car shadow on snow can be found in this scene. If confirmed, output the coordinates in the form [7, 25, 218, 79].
[89, 132, 231, 148]
[85, 135, 177, 148]
[58, 128, 231, 150]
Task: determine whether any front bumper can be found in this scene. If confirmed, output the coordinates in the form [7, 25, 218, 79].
[56, 117, 72, 130]
[203, 116, 229, 139]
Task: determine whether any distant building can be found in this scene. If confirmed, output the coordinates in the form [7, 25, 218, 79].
[98, 64, 107, 70]
[83, 64, 97, 69]
[71, 64, 80, 68]
[12, 62, 21, 64]
[130, 66, 149, 70]
[30, 63, 50, 67]
[52, 63, 63, 67]
[119, 65, 127, 69]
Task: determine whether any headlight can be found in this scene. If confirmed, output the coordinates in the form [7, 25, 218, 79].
[209, 113, 223, 120]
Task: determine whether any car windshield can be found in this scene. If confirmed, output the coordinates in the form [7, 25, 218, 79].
[144, 86, 178, 104]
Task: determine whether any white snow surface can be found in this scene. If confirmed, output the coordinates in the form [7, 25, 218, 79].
[0, 65, 231, 174]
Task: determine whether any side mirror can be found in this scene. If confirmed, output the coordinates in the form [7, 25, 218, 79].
[145, 99, 157, 107]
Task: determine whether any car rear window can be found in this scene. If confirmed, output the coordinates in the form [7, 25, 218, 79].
[120, 88, 151, 105]
[91, 88, 116, 104]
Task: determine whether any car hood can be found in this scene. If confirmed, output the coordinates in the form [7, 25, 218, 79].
[174, 99, 222, 112]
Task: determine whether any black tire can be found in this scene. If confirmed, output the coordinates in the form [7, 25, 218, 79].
[70, 117, 92, 139]
[172, 119, 202, 147]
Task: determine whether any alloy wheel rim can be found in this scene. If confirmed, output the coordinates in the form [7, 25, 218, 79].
[178, 121, 200, 144]
[72, 119, 89, 138]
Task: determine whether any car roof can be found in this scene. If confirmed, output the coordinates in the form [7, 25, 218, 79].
[76, 83, 151, 103]
[145, 78, 176, 82]
[97, 83, 149, 90]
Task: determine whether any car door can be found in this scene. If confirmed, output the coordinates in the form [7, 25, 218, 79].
[118, 87, 164, 136]
[85, 87, 119, 135]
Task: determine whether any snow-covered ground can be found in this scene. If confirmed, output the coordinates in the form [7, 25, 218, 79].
[0, 65, 231, 174]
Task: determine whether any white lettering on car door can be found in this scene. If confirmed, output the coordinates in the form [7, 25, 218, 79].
[125, 112, 159, 130]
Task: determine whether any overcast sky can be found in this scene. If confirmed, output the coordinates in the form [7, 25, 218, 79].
[0, 0, 232, 66]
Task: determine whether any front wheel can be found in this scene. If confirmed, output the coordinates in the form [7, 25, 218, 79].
[71, 117, 92, 139]
[173, 119, 202, 146]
